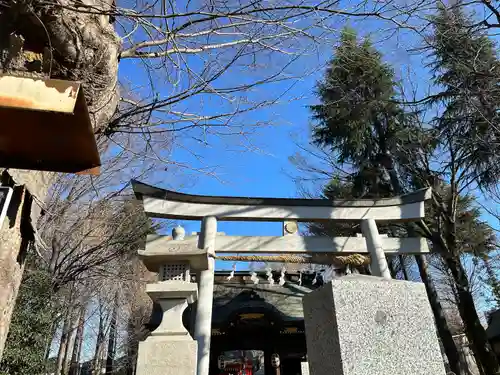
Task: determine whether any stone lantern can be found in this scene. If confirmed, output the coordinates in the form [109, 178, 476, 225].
[135, 226, 210, 375]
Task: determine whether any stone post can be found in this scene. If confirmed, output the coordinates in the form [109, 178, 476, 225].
[194, 216, 217, 375]
[360, 219, 391, 279]
[302, 274, 447, 375]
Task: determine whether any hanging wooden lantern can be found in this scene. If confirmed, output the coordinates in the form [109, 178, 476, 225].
[218, 355, 225, 370]
[0, 75, 101, 175]
[271, 353, 280, 368]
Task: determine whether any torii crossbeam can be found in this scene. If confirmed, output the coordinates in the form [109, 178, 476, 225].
[132, 180, 431, 222]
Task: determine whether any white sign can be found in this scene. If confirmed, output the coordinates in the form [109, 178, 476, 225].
[301, 362, 310, 375]
[0, 187, 13, 227]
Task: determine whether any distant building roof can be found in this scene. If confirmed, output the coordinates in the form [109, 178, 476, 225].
[212, 278, 315, 324]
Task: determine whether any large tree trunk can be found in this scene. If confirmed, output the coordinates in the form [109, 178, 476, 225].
[56, 306, 74, 375]
[387, 256, 398, 278]
[0, 171, 49, 358]
[0, 0, 120, 359]
[415, 254, 467, 375]
[398, 255, 410, 280]
[93, 308, 107, 375]
[69, 306, 85, 375]
[444, 254, 499, 375]
[105, 292, 119, 374]
[0, 187, 29, 359]
[63, 307, 82, 375]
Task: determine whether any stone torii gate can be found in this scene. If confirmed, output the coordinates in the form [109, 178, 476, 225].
[131, 180, 447, 375]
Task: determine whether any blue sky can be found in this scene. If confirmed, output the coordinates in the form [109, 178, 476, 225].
[117, 16, 421, 224]
[116, 6, 499, 275]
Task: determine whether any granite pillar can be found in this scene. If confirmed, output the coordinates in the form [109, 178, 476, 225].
[302, 274, 447, 375]
[194, 216, 217, 375]
[360, 219, 391, 279]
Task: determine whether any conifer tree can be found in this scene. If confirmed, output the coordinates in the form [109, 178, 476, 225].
[430, 4, 500, 189]
[429, 5, 500, 373]
[309, 28, 466, 375]
[311, 28, 407, 197]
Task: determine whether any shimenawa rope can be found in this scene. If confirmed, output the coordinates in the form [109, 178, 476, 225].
[211, 253, 370, 267]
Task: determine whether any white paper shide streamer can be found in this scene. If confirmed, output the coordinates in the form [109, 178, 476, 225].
[278, 267, 286, 286]
[226, 262, 236, 281]
[250, 271, 259, 284]
[266, 268, 274, 286]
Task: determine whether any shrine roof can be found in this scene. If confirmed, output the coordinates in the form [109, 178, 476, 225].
[211, 272, 319, 323]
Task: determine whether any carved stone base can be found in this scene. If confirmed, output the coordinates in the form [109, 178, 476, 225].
[145, 281, 197, 338]
[136, 337, 197, 375]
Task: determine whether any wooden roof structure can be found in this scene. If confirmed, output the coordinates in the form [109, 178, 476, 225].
[0, 75, 100, 174]
[146, 271, 324, 334]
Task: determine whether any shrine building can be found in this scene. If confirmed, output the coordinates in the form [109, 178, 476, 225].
[147, 269, 330, 375]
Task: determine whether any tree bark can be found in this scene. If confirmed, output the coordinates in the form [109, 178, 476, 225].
[415, 254, 467, 375]
[0, 172, 49, 358]
[399, 255, 410, 281]
[387, 256, 398, 278]
[56, 306, 74, 375]
[62, 309, 80, 375]
[106, 292, 119, 374]
[0, 0, 120, 359]
[443, 254, 499, 375]
[93, 308, 107, 375]
[69, 306, 85, 375]
[68, 306, 86, 375]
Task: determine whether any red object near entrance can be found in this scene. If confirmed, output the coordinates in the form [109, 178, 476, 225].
[220, 361, 254, 375]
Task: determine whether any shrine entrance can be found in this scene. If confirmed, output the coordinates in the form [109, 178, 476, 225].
[205, 271, 319, 375]
[209, 310, 305, 375]
[146, 270, 319, 375]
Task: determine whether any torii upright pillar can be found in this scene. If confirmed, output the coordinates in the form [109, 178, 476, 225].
[194, 216, 217, 375]
[361, 219, 391, 279]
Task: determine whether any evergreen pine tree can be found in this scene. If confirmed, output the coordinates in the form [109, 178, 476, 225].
[309, 28, 467, 375]
[431, 4, 500, 189]
[311, 28, 407, 197]
[430, 5, 500, 373]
